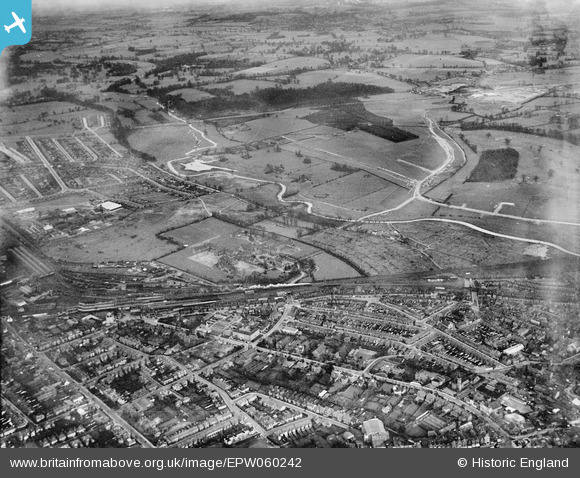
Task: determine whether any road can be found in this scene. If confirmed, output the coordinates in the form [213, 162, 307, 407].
[52, 138, 76, 162]
[26, 136, 68, 192]
[0, 185, 16, 202]
[362, 354, 402, 374]
[157, 104, 580, 257]
[163, 107, 217, 149]
[6, 324, 155, 448]
[384, 217, 580, 258]
[233, 391, 350, 430]
[256, 342, 511, 441]
[261, 302, 294, 339]
[193, 375, 267, 436]
[19, 174, 43, 198]
[84, 124, 123, 158]
[417, 302, 457, 323]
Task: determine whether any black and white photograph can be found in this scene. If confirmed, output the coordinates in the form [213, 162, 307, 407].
[1, 0, 579, 459]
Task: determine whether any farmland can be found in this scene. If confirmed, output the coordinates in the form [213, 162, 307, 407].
[128, 125, 205, 161]
[384, 54, 485, 69]
[2, 0, 580, 270]
[235, 57, 330, 76]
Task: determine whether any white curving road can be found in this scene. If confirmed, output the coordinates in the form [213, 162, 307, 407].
[159, 105, 580, 256]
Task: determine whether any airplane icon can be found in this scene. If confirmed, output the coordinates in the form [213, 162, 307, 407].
[4, 12, 26, 34]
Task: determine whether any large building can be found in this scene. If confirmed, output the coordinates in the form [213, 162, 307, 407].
[98, 201, 122, 212]
[362, 418, 389, 448]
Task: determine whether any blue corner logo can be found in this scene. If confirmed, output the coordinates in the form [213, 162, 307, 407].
[1, 0, 32, 56]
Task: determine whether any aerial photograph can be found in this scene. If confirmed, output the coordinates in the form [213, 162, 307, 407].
[0, 0, 579, 450]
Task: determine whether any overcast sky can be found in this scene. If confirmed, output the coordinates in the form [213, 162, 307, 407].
[33, 0, 281, 10]
[27, 0, 580, 17]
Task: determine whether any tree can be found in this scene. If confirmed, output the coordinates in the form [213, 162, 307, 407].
[547, 169, 555, 179]
[505, 138, 511, 147]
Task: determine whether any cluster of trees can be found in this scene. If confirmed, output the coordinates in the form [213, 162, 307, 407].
[119, 108, 136, 119]
[108, 113, 156, 162]
[459, 44, 481, 60]
[330, 162, 358, 173]
[104, 62, 137, 77]
[467, 148, 519, 182]
[264, 164, 285, 174]
[321, 39, 353, 53]
[461, 121, 580, 146]
[150, 82, 393, 118]
[458, 133, 478, 153]
[6, 58, 66, 85]
[105, 77, 132, 93]
[144, 52, 208, 77]
[128, 46, 157, 56]
[198, 57, 265, 70]
[305, 101, 416, 143]
[188, 12, 260, 24]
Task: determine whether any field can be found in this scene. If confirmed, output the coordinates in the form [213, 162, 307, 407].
[425, 129, 580, 224]
[201, 80, 280, 95]
[385, 54, 485, 69]
[253, 217, 318, 239]
[128, 125, 209, 160]
[311, 252, 360, 280]
[304, 102, 418, 143]
[297, 129, 439, 183]
[299, 170, 409, 215]
[391, 33, 496, 54]
[42, 215, 178, 263]
[40, 199, 212, 263]
[467, 86, 547, 105]
[236, 57, 330, 76]
[0, 101, 105, 136]
[292, 70, 411, 92]
[4, 1, 580, 275]
[363, 93, 452, 123]
[168, 88, 215, 102]
[177, 116, 429, 220]
[221, 149, 340, 182]
[220, 112, 322, 143]
[171, 94, 456, 220]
